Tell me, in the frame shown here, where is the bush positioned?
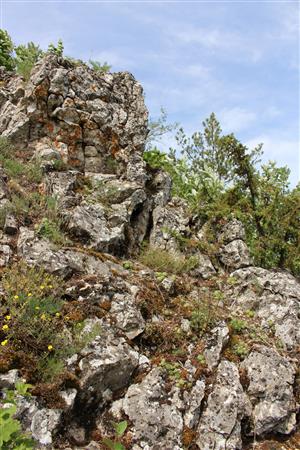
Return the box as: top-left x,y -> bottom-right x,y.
0,382 -> 35,449
0,29 -> 15,70
140,246 -> 198,274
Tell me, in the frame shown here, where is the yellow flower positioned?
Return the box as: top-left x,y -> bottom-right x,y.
1,339 -> 8,346
5,315 -> 11,321
40,313 -> 46,320
14,295 -> 19,300
35,306 -> 40,310
47,345 -> 53,351
49,285 -> 53,289
2,324 -> 9,331
27,293 -> 32,297
55,312 -> 60,317
40,285 -> 45,290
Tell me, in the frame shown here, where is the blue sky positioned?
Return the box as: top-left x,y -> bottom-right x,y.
2,0 -> 299,185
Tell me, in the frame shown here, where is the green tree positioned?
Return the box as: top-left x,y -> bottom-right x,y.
0,29 -> 15,70
47,39 -> 64,57
15,42 -> 43,79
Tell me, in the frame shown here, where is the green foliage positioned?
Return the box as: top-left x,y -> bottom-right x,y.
140,246 -> 198,274
229,318 -> 247,333
190,305 -> 215,334
233,341 -> 249,359
102,421 -> 127,450
146,112 -> 299,276
89,59 -> 111,73
47,39 -> 64,57
15,42 -> 43,80
37,217 -> 69,246
0,383 -> 35,449
0,29 -> 15,70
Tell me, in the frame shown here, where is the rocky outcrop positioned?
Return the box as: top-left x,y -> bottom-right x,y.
0,57 -> 299,450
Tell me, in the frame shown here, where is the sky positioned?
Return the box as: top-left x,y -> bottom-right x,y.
1,0 -> 299,185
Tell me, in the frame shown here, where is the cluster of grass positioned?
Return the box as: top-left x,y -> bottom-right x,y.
0,262 -> 101,385
139,246 -> 198,274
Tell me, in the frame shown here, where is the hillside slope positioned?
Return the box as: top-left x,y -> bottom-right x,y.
0,55 -> 299,450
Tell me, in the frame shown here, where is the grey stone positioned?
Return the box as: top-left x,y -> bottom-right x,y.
231,267 -> 300,350
0,243 -> 12,267
241,345 -> 297,436
219,239 -> 251,270
183,380 -> 205,428
3,214 -> 18,235
196,360 -> 251,450
121,368 -> 184,449
0,369 -> 20,389
110,291 -> 145,339
204,322 -> 229,369
78,326 -> 139,407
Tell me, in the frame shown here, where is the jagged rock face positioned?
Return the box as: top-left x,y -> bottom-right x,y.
112,368 -> 184,450
1,60 -> 300,450
241,346 -> 297,436
231,266 -> 300,350
0,55 -> 148,182
196,360 -> 252,450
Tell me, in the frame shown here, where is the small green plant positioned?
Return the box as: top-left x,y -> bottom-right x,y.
37,217 -> 68,246
155,271 -> 168,282
89,59 -> 111,73
123,261 -> 133,270
190,305 -> 215,334
229,318 -> 247,333
233,342 -> 249,359
0,382 -> 35,449
196,354 -> 206,365
102,421 -> 127,450
140,246 -> 198,274
47,39 -> 64,57
245,309 -> 255,318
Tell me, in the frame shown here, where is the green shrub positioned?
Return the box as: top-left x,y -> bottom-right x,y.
0,382 -> 35,449
229,318 -> 247,333
15,42 -> 43,80
140,246 -> 198,274
89,59 -> 111,73
37,217 -> 69,246
0,29 -> 15,71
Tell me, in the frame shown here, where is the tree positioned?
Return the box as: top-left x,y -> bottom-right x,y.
15,42 -> 43,79
0,29 -> 15,70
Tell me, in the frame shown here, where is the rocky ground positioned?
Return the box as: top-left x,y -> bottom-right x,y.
0,55 -> 299,450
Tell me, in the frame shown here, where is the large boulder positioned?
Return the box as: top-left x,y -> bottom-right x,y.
0,55 -> 148,183
240,345 -> 297,436
230,267 -> 300,350
196,360 -> 251,450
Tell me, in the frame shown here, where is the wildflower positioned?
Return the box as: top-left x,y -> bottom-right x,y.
35,306 -> 40,310
40,313 -> 47,320
14,295 -> 19,300
49,285 -> 53,289
1,339 -> 8,346
2,324 -> 9,331
55,312 -> 60,317
5,315 -> 11,321
47,345 -> 53,351
27,293 -> 32,297
40,285 -> 45,290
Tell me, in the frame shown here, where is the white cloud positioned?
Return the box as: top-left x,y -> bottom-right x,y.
219,107 -> 257,133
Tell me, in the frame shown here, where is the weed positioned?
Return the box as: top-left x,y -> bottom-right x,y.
102,421 -> 127,450
233,342 -> 249,359
190,304 -> 215,334
140,246 -> 198,274
196,354 -> 206,365
37,217 -> 69,246
229,318 -> 247,333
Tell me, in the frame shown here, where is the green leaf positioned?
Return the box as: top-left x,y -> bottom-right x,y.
102,438 -> 116,450
15,382 -> 32,396
114,420 -> 127,437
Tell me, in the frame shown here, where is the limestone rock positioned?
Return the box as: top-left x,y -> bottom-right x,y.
219,239 -> 251,270
204,322 -> 229,369
241,345 -> 297,436
196,360 -> 251,450
231,267 -> 300,350
183,380 -> 206,428
77,325 -> 139,407
120,368 -> 184,449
